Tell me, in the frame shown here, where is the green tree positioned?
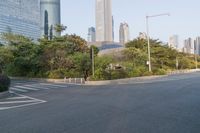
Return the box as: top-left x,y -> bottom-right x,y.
72,53 -> 92,80
54,24 -> 67,33
123,47 -> 147,67
0,33 -> 33,46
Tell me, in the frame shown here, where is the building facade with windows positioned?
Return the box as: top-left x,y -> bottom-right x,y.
183,38 -> 194,54
95,0 -> 113,42
194,37 -> 200,55
119,22 -> 130,45
168,35 -> 179,50
0,0 -> 40,41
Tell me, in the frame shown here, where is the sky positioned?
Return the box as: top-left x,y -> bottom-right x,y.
61,0 -> 200,48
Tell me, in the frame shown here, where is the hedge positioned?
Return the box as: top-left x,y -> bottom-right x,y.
0,75 -> 10,92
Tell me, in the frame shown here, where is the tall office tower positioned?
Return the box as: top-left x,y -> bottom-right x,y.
168,35 -> 179,50
0,0 -> 40,41
88,27 -> 96,42
40,0 -> 61,39
194,37 -> 200,55
119,23 -> 130,45
184,38 -> 194,54
112,16 -> 114,41
96,0 -> 113,42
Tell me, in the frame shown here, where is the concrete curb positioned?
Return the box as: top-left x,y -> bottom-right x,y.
10,69 -> 200,86
85,75 -> 167,86
85,69 -> 200,86
0,91 -> 10,99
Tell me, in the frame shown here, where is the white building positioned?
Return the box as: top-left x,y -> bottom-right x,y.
183,38 -> 194,54
194,37 -> 200,55
95,0 -> 113,42
169,35 -> 179,50
119,23 -> 130,45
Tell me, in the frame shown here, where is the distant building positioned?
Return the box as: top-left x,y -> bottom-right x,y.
119,23 -> 130,45
169,35 -> 179,50
138,32 -> 147,40
95,0 -> 113,42
87,27 -> 96,43
0,0 -> 40,41
183,38 -> 194,54
112,16 -> 115,41
194,37 -> 200,55
40,0 -> 61,39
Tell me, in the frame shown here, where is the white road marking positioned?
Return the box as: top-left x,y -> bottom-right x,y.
23,84 -> 50,90
0,100 -> 37,104
6,96 -> 27,100
0,93 -> 46,111
14,86 -> 39,91
40,83 -> 68,88
0,101 -> 46,111
10,87 -> 28,92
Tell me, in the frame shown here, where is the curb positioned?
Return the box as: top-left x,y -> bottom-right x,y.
0,91 -> 10,99
10,69 -> 200,86
85,69 -> 200,86
85,75 -> 167,86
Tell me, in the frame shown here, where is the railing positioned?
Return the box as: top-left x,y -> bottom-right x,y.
64,78 -> 85,84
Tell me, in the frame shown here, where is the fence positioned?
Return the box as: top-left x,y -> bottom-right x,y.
64,78 -> 85,84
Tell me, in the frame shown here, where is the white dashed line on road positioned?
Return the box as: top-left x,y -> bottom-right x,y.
10,87 -> 28,93
14,86 -> 39,91
0,93 -> 46,111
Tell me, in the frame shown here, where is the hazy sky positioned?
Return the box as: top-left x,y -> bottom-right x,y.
61,0 -> 200,47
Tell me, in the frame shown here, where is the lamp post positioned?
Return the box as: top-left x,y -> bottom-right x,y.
146,13 -> 170,72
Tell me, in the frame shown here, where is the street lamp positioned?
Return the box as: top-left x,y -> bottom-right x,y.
146,13 -> 170,72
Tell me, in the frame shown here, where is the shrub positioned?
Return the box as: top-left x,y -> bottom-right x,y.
153,69 -> 167,75
142,71 -> 153,76
48,69 -> 81,79
111,69 -> 128,80
0,75 -> 10,92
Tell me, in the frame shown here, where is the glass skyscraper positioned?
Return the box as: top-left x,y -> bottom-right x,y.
40,0 -> 61,39
96,0 -> 113,42
0,0 -> 40,41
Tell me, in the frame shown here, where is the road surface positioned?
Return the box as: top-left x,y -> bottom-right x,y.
0,73 -> 200,133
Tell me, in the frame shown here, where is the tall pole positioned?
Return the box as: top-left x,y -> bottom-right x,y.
145,13 -> 170,72
146,16 -> 152,72
195,54 -> 198,69
92,47 -> 95,77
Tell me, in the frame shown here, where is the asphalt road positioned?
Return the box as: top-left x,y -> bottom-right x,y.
0,73 -> 200,133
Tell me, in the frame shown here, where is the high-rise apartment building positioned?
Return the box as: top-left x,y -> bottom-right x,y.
194,37 -> 200,55
183,38 -> 194,54
112,16 -> 114,41
0,0 -> 40,41
169,35 -> 179,50
95,0 -> 113,42
119,23 -> 130,45
40,0 -> 61,39
88,27 -> 96,42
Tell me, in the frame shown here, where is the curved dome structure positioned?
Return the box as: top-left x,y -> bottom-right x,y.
40,0 -> 61,39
